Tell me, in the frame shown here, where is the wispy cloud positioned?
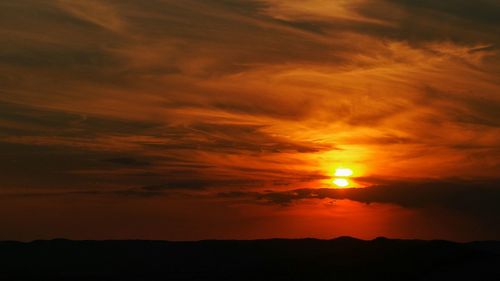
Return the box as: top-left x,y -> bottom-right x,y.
57,0 -> 125,32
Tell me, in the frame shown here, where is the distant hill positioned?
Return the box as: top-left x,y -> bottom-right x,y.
1,237 -> 499,280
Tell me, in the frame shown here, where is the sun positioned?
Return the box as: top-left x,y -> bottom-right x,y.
334,168 -> 353,177
332,168 -> 354,188
333,178 -> 349,187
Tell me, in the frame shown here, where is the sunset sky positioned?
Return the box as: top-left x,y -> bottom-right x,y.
1,0 -> 499,241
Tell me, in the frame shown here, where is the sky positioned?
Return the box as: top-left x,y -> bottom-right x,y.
0,0 -> 499,241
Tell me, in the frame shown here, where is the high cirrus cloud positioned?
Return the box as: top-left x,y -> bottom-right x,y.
0,0 -> 499,194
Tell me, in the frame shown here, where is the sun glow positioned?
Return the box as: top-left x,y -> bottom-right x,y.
334,168 -> 353,177
333,178 -> 349,187
332,168 -> 354,188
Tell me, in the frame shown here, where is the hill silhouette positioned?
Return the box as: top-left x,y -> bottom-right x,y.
1,237 -> 499,280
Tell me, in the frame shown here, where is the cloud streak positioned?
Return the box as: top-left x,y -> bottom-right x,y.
223,179 -> 500,208
0,0 -> 498,189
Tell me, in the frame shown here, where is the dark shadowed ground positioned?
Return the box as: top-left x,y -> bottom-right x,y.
1,237 -> 499,281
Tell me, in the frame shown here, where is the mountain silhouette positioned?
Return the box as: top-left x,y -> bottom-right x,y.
1,237 -> 499,280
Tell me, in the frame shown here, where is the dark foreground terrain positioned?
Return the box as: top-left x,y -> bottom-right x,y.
1,237 -> 500,281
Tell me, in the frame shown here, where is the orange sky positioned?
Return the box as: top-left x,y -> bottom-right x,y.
0,0 -> 499,241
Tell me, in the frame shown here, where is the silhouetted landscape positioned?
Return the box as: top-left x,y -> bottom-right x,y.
1,237 -> 500,280
1,1 -> 499,280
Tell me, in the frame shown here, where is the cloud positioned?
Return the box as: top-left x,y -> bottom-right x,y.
0,100 -> 333,193
384,0 -> 500,25
258,0 -> 385,24
0,0 -> 499,196
356,0 -> 500,45
219,179 -> 500,217
103,157 -> 151,167
57,0 -> 125,32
